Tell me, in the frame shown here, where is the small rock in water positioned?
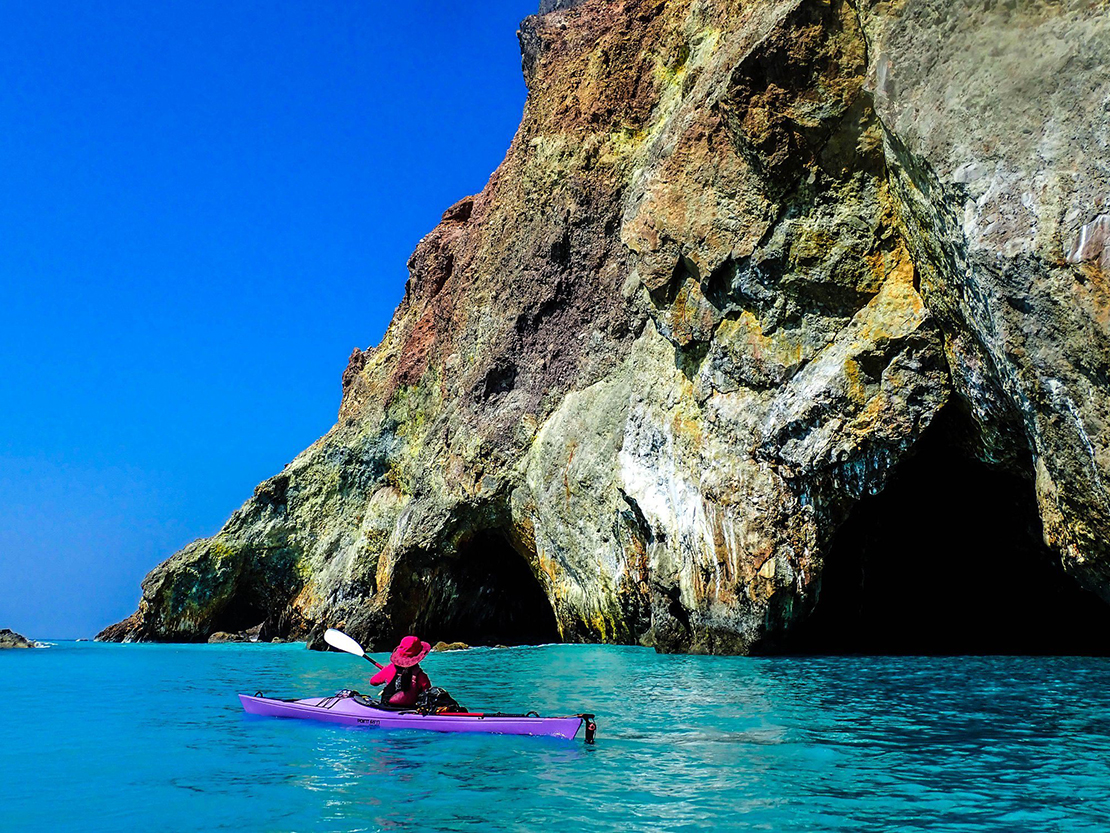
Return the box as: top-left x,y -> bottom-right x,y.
431,641 -> 470,652
208,622 -> 266,644
0,629 -> 34,649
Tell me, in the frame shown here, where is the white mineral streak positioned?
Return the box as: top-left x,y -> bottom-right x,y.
1065,214 -> 1110,268
618,405 -> 712,598
1044,378 -> 1109,501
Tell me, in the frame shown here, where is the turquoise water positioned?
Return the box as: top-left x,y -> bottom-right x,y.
3,643 -> 1110,831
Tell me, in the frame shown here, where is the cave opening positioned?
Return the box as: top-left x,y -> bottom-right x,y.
413,530 -> 561,647
209,592 -> 268,637
787,403 -> 1110,655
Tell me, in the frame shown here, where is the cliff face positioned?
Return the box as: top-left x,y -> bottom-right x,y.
100,0 -> 1110,653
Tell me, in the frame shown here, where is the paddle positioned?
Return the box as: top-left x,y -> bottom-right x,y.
324,628 -> 385,669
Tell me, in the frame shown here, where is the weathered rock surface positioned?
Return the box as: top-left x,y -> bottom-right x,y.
0,629 -> 34,649
100,0 -> 1110,653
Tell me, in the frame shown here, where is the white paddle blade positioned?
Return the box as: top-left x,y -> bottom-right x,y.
324,628 -> 365,657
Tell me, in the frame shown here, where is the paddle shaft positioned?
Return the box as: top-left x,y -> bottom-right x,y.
362,654 -> 385,670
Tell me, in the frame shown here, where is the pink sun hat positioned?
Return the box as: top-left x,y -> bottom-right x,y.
391,635 -> 431,667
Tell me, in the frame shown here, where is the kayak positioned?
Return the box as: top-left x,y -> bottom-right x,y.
239,691 -> 596,742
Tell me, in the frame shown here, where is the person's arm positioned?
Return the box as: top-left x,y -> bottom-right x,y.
370,665 -> 394,687
417,669 -> 431,692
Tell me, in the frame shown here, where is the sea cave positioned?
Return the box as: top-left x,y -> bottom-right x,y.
786,404 -> 1110,655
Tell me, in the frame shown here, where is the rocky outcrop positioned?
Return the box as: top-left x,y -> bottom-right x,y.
0,629 -> 34,649
208,624 -> 265,644
100,0 -> 1110,653
431,641 -> 470,652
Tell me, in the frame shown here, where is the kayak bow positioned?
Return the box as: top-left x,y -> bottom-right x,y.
239,691 -> 596,742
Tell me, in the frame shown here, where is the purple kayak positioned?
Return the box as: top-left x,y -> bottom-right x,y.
239,691 -> 596,741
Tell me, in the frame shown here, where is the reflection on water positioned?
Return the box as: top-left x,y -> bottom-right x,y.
2,643 -> 1110,831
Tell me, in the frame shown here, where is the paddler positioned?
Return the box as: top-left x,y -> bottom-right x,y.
371,635 -> 433,707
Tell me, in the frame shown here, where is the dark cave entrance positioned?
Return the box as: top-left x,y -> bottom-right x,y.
413,530 -> 561,647
206,548 -> 303,641
209,594 -> 268,636
787,404 -> 1110,655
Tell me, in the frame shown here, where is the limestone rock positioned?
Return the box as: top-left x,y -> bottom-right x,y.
100,0 -> 1110,654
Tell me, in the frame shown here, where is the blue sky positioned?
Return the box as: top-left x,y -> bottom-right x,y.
0,0 -> 537,638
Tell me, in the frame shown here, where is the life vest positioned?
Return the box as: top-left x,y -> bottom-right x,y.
380,666 -> 418,704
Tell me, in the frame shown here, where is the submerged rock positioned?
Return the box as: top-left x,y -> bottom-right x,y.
0,629 -> 34,649
101,0 -> 1110,654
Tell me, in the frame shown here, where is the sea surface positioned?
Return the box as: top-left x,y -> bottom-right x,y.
3,642 -> 1110,832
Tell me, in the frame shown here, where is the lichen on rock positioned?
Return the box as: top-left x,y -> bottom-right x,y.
101,0 -> 1110,654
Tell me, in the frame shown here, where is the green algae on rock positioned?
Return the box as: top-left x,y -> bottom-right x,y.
100,0 -> 1110,653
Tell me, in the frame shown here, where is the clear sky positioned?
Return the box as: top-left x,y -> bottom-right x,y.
0,0 -> 537,638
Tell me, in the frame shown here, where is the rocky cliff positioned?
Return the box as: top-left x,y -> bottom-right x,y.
99,0 -> 1110,654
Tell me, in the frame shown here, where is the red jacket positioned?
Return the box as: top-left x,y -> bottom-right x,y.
370,663 -> 430,706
